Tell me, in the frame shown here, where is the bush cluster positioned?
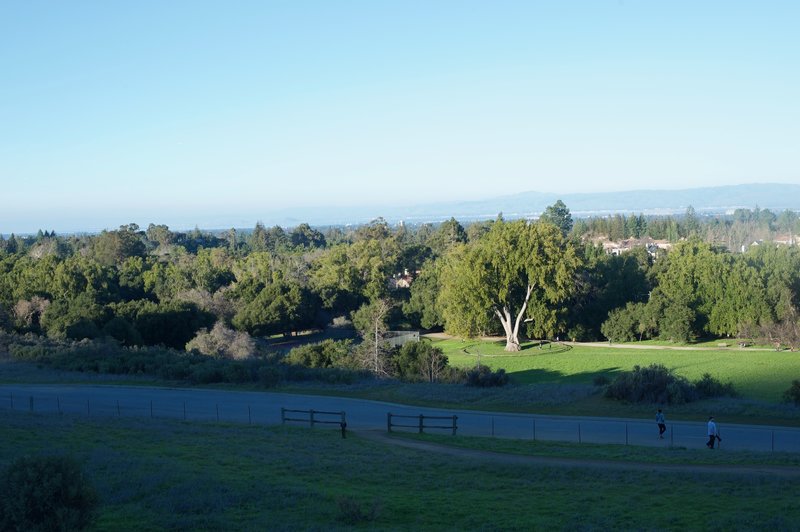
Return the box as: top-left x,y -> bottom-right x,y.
7,334 -> 366,388
604,364 -> 736,405
784,379 -> 800,406
465,364 -> 509,387
0,455 -> 98,532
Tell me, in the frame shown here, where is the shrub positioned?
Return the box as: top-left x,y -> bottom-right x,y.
465,364 -> 509,387
284,339 -> 353,368
0,455 -> 98,532
604,364 -> 696,404
784,379 -> 800,406
392,341 -> 450,383
694,373 -> 737,399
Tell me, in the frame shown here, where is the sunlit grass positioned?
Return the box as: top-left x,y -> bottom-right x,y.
430,337 -> 800,403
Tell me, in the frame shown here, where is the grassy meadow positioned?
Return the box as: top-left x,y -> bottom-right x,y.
433,337 -> 800,402
2,409 -> 799,531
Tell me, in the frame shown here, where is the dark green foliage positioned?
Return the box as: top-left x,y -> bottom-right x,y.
6,334 -> 365,387
465,364 -> 509,387
232,281 -> 319,337
604,364 -> 737,405
784,379 -> 800,406
392,340 -> 450,382
135,301 -> 215,349
604,364 -> 695,404
0,455 -> 98,532
694,373 -> 737,399
284,339 -> 353,368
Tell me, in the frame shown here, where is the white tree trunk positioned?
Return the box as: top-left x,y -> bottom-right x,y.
495,284 -> 534,352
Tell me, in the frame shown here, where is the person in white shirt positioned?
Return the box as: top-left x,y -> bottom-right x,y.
706,416 -> 720,448
655,409 -> 666,439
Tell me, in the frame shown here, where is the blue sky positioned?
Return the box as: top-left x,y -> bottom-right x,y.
1,0 -> 799,233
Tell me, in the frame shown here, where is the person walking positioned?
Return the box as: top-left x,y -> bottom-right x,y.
655,409 -> 667,439
706,416 -> 721,449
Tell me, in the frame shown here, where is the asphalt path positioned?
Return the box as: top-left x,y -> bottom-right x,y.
1,384 -> 799,453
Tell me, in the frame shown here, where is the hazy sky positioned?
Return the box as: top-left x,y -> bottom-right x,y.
2,1 -> 799,233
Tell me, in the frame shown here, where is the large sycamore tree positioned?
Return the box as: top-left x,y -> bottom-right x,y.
439,219 -> 579,351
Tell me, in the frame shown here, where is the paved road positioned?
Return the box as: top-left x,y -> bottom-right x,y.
1,384 -> 798,453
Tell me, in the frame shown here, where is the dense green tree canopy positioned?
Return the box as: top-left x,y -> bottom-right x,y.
439,220 -> 580,351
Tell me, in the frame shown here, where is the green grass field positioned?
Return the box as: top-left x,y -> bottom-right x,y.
432,338 -> 800,403
2,410 -> 798,530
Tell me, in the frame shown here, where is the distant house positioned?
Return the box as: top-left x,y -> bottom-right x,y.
598,237 -> 670,258
389,269 -> 414,289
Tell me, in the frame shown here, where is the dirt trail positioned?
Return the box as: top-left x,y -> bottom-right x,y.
357,430 -> 800,477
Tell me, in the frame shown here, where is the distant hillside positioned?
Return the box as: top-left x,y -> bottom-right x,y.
263,183 -> 800,227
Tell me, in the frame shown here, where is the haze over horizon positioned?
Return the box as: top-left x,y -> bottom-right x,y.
2,1 -> 799,234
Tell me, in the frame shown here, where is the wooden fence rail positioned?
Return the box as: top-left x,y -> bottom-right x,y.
387,412 -> 458,435
281,408 -> 347,437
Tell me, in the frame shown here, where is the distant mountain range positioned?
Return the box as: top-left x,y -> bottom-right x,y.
262,183 -> 800,228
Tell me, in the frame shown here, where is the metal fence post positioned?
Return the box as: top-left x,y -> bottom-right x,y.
310,409 -> 315,427
419,414 -> 424,434
387,412 -> 392,433
453,415 -> 457,436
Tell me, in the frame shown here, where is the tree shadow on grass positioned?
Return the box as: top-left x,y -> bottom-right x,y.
510,367 -> 625,386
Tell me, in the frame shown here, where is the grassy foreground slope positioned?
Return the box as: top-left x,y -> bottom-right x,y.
1,410 -> 798,531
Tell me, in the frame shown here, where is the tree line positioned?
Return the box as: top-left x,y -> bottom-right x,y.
1,203 -> 799,376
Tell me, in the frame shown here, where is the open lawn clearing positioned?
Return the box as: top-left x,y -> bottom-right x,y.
2,410 -> 799,531
431,337 -> 800,403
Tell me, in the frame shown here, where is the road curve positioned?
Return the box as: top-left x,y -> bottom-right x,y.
1,384 -> 798,453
